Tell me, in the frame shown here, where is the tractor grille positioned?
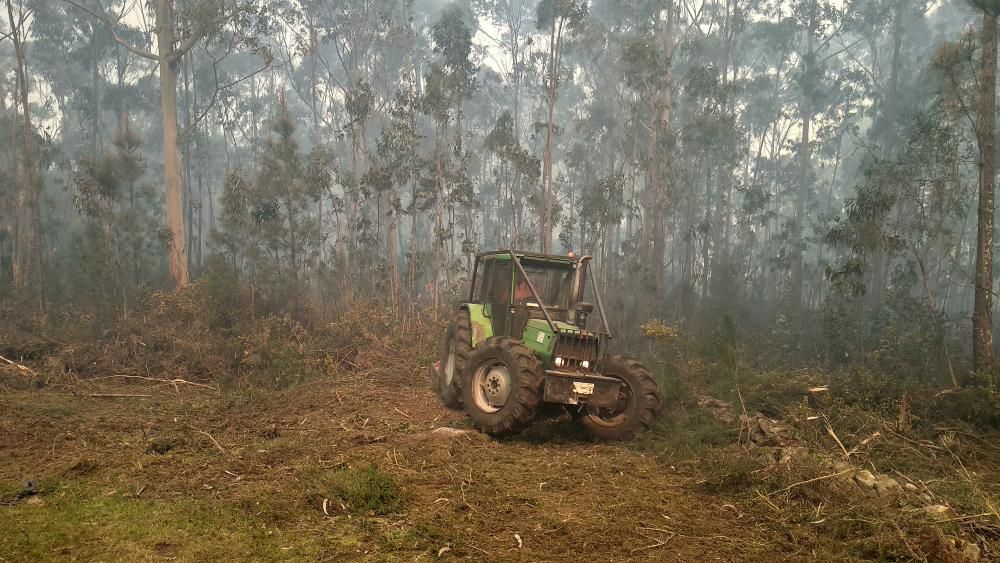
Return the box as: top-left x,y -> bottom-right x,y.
553,330 -> 599,370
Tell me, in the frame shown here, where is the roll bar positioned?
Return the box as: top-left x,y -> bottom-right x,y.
509,250 -> 559,334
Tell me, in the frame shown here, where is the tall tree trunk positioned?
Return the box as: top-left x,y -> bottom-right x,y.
643,3 -> 674,316
6,0 -> 44,309
90,32 -> 102,159
388,195 -> 399,311
540,17 -> 564,253
182,52 -> 195,273
156,0 -> 190,288
973,10 -> 997,374
790,0 -> 816,324
407,64 -> 420,302
865,0 -> 906,312
434,126 -> 445,320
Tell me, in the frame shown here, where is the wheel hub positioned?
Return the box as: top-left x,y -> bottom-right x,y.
472,363 -> 511,413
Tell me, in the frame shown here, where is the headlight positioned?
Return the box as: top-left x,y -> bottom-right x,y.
554,357 -> 564,367
581,360 -> 590,369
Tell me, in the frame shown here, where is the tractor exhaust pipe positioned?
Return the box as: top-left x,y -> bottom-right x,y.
575,255 -> 612,339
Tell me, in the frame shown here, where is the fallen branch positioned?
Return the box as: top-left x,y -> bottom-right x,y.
937,512 -> 993,524
890,468 -> 918,488
0,354 -> 37,378
631,532 -> 676,553
846,431 -> 882,457
755,488 -> 782,512
89,393 -> 152,398
884,428 -> 943,451
825,422 -> 850,458
192,428 -> 227,455
88,374 -> 219,392
768,469 -> 855,497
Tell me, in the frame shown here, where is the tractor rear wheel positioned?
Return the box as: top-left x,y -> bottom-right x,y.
579,355 -> 661,441
433,310 -> 472,410
462,337 -> 543,437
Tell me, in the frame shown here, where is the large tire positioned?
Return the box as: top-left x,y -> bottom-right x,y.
579,355 -> 662,441
462,337 -> 544,437
433,311 -> 473,410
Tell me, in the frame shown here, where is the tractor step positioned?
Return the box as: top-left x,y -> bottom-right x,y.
543,370 -> 621,408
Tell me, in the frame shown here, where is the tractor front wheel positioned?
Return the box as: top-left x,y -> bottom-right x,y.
462,337 -> 543,437
433,311 -> 473,410
579,355 -> 662,441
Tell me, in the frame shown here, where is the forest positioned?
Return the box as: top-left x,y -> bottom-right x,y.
2,0 -> 1000,560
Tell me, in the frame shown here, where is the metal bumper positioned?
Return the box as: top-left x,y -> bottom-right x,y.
543,370 -> 621,408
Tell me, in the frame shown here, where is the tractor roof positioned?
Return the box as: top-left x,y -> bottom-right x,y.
476,249 -> 576,265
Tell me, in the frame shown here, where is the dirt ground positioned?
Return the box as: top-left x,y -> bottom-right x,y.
0,371 -> 993,562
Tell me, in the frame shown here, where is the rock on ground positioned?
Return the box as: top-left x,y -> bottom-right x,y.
923,504 -> 956,521
874,474 -> 903,498
854,469 -> 877,489
428,427 -> 482,439
939,536 -> 981,562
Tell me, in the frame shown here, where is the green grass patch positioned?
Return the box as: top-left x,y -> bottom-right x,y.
0,482 -> 347,561
300,464 -> 406,516
631,407 -> 738,461
330,465 -> 405,515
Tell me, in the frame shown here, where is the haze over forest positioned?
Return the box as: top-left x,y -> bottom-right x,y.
4,0 -> 1000,386
10,1 -> 1000,560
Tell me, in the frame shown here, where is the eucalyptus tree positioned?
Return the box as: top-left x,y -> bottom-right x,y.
786,0 -> 848,324
967,0 -> 1000,374
365,83 -> 423,310
4,0 -> 44,307
615,0 -> 677,315
472,0 -> 542,251
484,110 -> 540,248
31,2 -> 114,160
536,0 -> 586,253
65,0 -> 269,290
473,0 -> 538,141
422,4 -> 477,316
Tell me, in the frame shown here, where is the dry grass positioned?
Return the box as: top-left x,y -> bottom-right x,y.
0,373 -> 779,562
2,297 -> 999,561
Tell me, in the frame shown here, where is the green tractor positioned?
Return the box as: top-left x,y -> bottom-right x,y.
429,250 -> 662,440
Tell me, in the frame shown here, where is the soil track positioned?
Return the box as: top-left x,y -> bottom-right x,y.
1,374 -> 813,561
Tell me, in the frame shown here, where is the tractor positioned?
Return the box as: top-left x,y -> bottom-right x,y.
429,250 -> 662,440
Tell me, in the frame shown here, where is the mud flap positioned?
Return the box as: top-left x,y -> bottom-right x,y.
543,371 -> 621,408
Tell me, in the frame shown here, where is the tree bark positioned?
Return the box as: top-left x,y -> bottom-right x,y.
973,11 -> 997,374
434,126 -> 445,320
156,0 -> 190,288
790,0 -> 816,324
540,16 -> 564,253
6,0 -> 44,308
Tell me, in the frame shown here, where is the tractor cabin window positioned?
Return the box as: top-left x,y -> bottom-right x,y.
473,259 -> 494,303
490,261 -> 513,304
515,263 -> 574,310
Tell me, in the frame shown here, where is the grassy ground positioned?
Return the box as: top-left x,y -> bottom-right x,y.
1,369 -> 998,561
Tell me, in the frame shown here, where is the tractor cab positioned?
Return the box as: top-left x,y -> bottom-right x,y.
465,251 -> 610,372
472,253 -> 581,327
